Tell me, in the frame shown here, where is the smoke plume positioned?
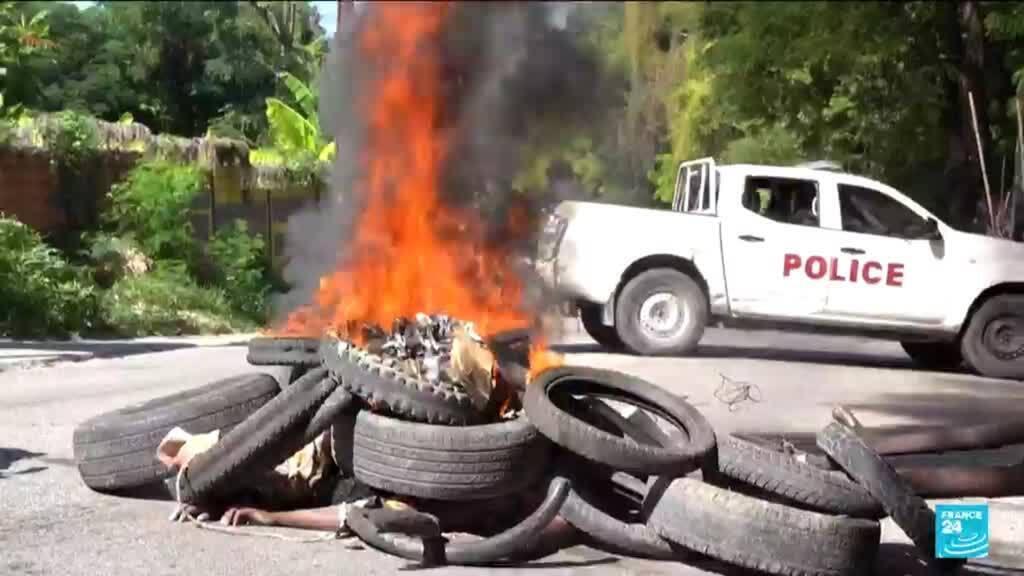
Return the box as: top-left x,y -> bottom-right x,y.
273,1 -> 606,321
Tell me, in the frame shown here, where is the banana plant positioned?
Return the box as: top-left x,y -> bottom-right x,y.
250,72 -> 335,166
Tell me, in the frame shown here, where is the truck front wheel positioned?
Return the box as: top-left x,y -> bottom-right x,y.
961,294 -> 1024,380
614,268 -> 708,356
579,303 -> 623,350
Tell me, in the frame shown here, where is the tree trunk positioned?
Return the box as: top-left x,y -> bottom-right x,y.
944,1 -> 995,232
939,1 -> 996,231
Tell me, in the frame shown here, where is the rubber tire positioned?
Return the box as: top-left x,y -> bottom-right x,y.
352,411 -> 552,501
816,422 -> 963,571
345,476 -> 571,566
179,367 -> 341,505
614,268 -> 707,356
648,477 -> 881,576
705,435 -> 883,519
73,373 -> 280,492
523,365 -> 716,475
559,470 -> 686,560
579,303 -> 623,350
246,337 -> 321,367
900,341 -> 963,371
961,294 -> 1024,380
321,338 -> 480,425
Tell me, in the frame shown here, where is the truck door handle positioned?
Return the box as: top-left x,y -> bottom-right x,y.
840,247 -> 865,255
738,235 -> 764,243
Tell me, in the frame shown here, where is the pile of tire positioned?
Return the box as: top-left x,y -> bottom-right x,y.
69,335 -> 974,573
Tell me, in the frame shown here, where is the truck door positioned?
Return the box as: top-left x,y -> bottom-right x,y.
720,174 -> 831,318
821,183 -> 945,324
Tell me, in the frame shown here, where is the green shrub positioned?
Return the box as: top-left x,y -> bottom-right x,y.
82,232 -> 152,288
39,110 -> 100,168
206,220 -> 270,322
98,263 -> 256,337
104,160 -> 204,262
0,216 -> 97,338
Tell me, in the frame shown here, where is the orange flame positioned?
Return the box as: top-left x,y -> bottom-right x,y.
278,1 -> 560,380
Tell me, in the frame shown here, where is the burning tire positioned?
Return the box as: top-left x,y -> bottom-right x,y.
179,368 -> 344,505
523,366 -> 715,475
351,411 -> 552,501
648,477 -> 881,576
246,337 -> 321,367
816,422 -> 962,570
705,435 -> 883,519
321,338 -> 480,426
73,373 -> 280,492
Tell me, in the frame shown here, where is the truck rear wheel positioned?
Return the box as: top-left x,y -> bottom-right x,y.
614,268 -> 707,356
899,341 -> 963,371
580,303 -> 623,350
961,294 -> 1024,380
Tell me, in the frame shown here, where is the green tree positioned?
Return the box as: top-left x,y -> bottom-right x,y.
249,71 -> 335,166
6,1 -> 326,140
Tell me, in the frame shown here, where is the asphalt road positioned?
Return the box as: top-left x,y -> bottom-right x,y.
2,326 -> 1023,576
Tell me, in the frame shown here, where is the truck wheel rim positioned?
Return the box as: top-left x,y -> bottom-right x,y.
638,292 -> 687,340
982,316 -> 1024,361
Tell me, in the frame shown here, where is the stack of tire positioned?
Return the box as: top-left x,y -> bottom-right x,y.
70,335 -> 966,573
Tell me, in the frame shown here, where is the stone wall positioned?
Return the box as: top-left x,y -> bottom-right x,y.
0,115 -> 324,268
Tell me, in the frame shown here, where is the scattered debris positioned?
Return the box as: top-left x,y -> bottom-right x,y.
714,373 -> 763,412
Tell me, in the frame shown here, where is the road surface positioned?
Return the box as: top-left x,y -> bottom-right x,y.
2,327 -> 1022,576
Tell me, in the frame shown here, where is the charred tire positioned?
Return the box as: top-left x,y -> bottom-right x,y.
900,341 -> 963,371
179,368 -> 343,505
614,268 -> 707,356
649,477 -> 881,576
523,366 -> 715,475
73,373 -> 279,492
961,294 -> 1024,380
817,422 -> 962,570
352,411 -> 552,501
579,303 -> 623,350
705,435 -> 882,519
346,476 -> 571,566
321,338 -> 480,426
246,337 -> 321,367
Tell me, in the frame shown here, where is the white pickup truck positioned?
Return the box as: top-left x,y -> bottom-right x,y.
535,158 -> 1024,380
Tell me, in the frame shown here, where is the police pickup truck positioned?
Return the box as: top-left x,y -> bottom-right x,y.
535,158 -> 1024,380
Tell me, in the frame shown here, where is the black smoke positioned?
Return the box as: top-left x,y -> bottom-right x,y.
272,1 -> 609,321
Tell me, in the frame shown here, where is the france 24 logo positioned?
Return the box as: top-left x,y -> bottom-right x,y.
935,503 -> 989,559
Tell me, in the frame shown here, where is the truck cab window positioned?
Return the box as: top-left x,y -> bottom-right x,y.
741,177 -> 820,227
838,184 -> 926,238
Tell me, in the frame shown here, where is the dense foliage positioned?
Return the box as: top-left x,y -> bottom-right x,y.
0,217 -> 97,338
563,2 -> 1024,235
3,0 -> 326,141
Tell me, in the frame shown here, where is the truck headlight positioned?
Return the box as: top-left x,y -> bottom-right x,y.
537,213 -> 567,262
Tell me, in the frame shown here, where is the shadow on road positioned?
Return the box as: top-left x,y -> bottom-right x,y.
552,341 -> 918,371
0,447 -> 47,478
846,377 -> 1024,427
